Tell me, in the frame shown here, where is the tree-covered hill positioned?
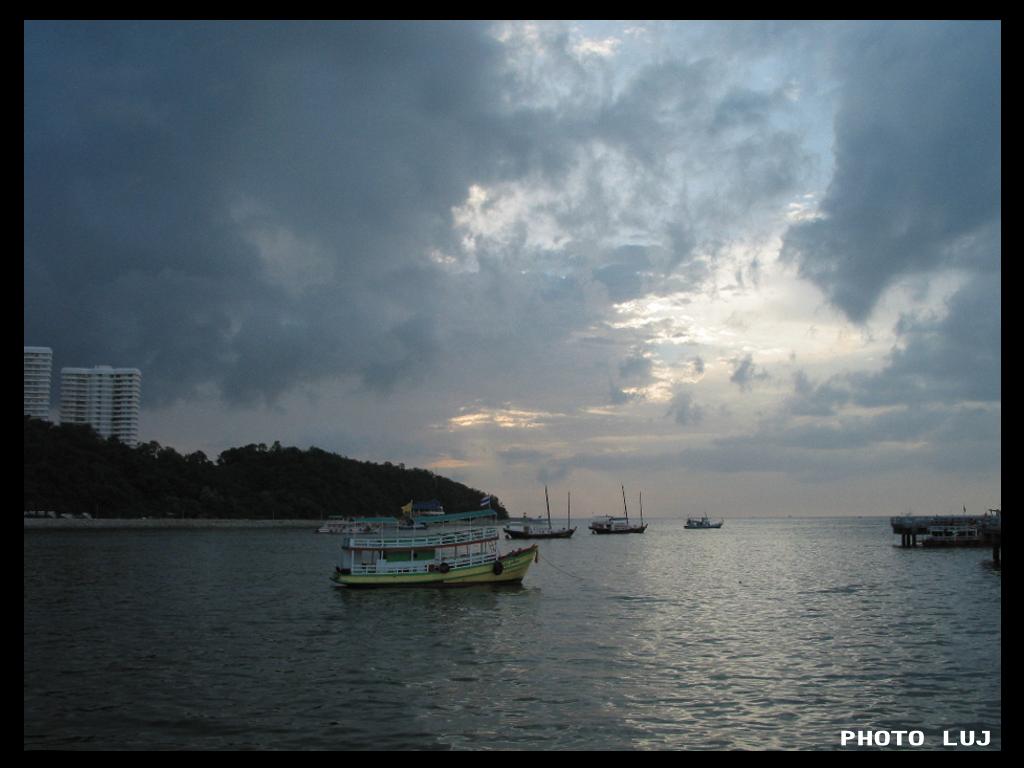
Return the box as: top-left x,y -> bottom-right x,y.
23,417 -> 508,520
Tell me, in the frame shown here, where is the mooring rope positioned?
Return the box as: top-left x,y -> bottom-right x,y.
535,549 -> 587,581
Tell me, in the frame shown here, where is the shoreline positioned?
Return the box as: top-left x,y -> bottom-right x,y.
24,514 -> 902,531
24,517 -> 319,530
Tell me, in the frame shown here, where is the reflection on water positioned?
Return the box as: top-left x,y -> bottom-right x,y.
25,519 -> 1000,750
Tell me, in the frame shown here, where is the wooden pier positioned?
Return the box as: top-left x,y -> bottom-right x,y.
890,510 -> 1001,562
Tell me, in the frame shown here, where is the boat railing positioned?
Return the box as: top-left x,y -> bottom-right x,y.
926,525 -> 980,537
348,547 -> 497,575
891,515 -> 1001,535
344,525 -> 499,550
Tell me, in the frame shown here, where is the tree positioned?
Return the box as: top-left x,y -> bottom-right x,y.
23,418 -> 509,520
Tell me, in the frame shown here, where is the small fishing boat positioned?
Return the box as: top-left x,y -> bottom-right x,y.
504,487 -> 577,539
331,503 -> 538,587
317,514 -> 426,534
590,485 -> 647,534
684,514 -> 724,529
316,516 -> 355,534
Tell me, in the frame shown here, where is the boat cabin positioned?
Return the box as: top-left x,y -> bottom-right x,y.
922,524 -> 982,546
336,509 -> 500,576
589,516 -> 634,532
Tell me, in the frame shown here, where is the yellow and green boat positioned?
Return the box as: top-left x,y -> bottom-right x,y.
330,507 -> 538,588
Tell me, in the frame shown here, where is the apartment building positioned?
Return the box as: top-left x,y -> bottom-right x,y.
24,346 -> 53,421
60,365 -> 142,447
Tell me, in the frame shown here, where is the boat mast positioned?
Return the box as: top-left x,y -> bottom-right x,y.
621,484 -> 629,522
545,485 -> 552,529
567,491 -> 571,527
639,492 -> 644,525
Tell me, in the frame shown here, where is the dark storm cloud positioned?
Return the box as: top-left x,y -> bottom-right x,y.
667,390 -> 704,426
854,271 -> 1001,407
24,21 -> 511,406
780,21 -> 1000,323
618,353 -> 652,380
494,37 -> 812,308
787,370 -> 849,417
788,270 -> 1000,414
29,21 -> 791,410
529,397 -> 999,484
593,262 -> 648,303
729,354 -> 769,391
597,53 -> 811,213
609,383 -> 642,405
25,17 -> 999,488
720,398 -> 999,479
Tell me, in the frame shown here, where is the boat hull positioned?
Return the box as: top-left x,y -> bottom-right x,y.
331,545 -> 539,588
590,525 -> 647,534
504,527 -> 576,539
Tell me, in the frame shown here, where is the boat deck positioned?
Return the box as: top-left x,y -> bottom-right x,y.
344,525 -> 499,550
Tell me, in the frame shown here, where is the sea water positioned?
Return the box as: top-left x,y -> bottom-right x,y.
24,517 -> 1001,750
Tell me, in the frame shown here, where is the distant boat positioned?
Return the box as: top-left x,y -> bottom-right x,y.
317,509 -> 429,534
504,487 -> 576,539
590,485 -> 647,534
684,514 -> 723,530
316,516 -> 350,534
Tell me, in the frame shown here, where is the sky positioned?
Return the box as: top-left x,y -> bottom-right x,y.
24,20 -> 1001,519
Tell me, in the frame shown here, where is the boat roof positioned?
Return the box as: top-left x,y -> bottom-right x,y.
412,509 -> 496,524
412,499 -> 444,511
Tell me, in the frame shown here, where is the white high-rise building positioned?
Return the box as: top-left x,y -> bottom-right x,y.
24,346 -> 53,421
60,365 -> 142,447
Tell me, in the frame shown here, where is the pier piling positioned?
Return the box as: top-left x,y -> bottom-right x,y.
899,531 -> 920,548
